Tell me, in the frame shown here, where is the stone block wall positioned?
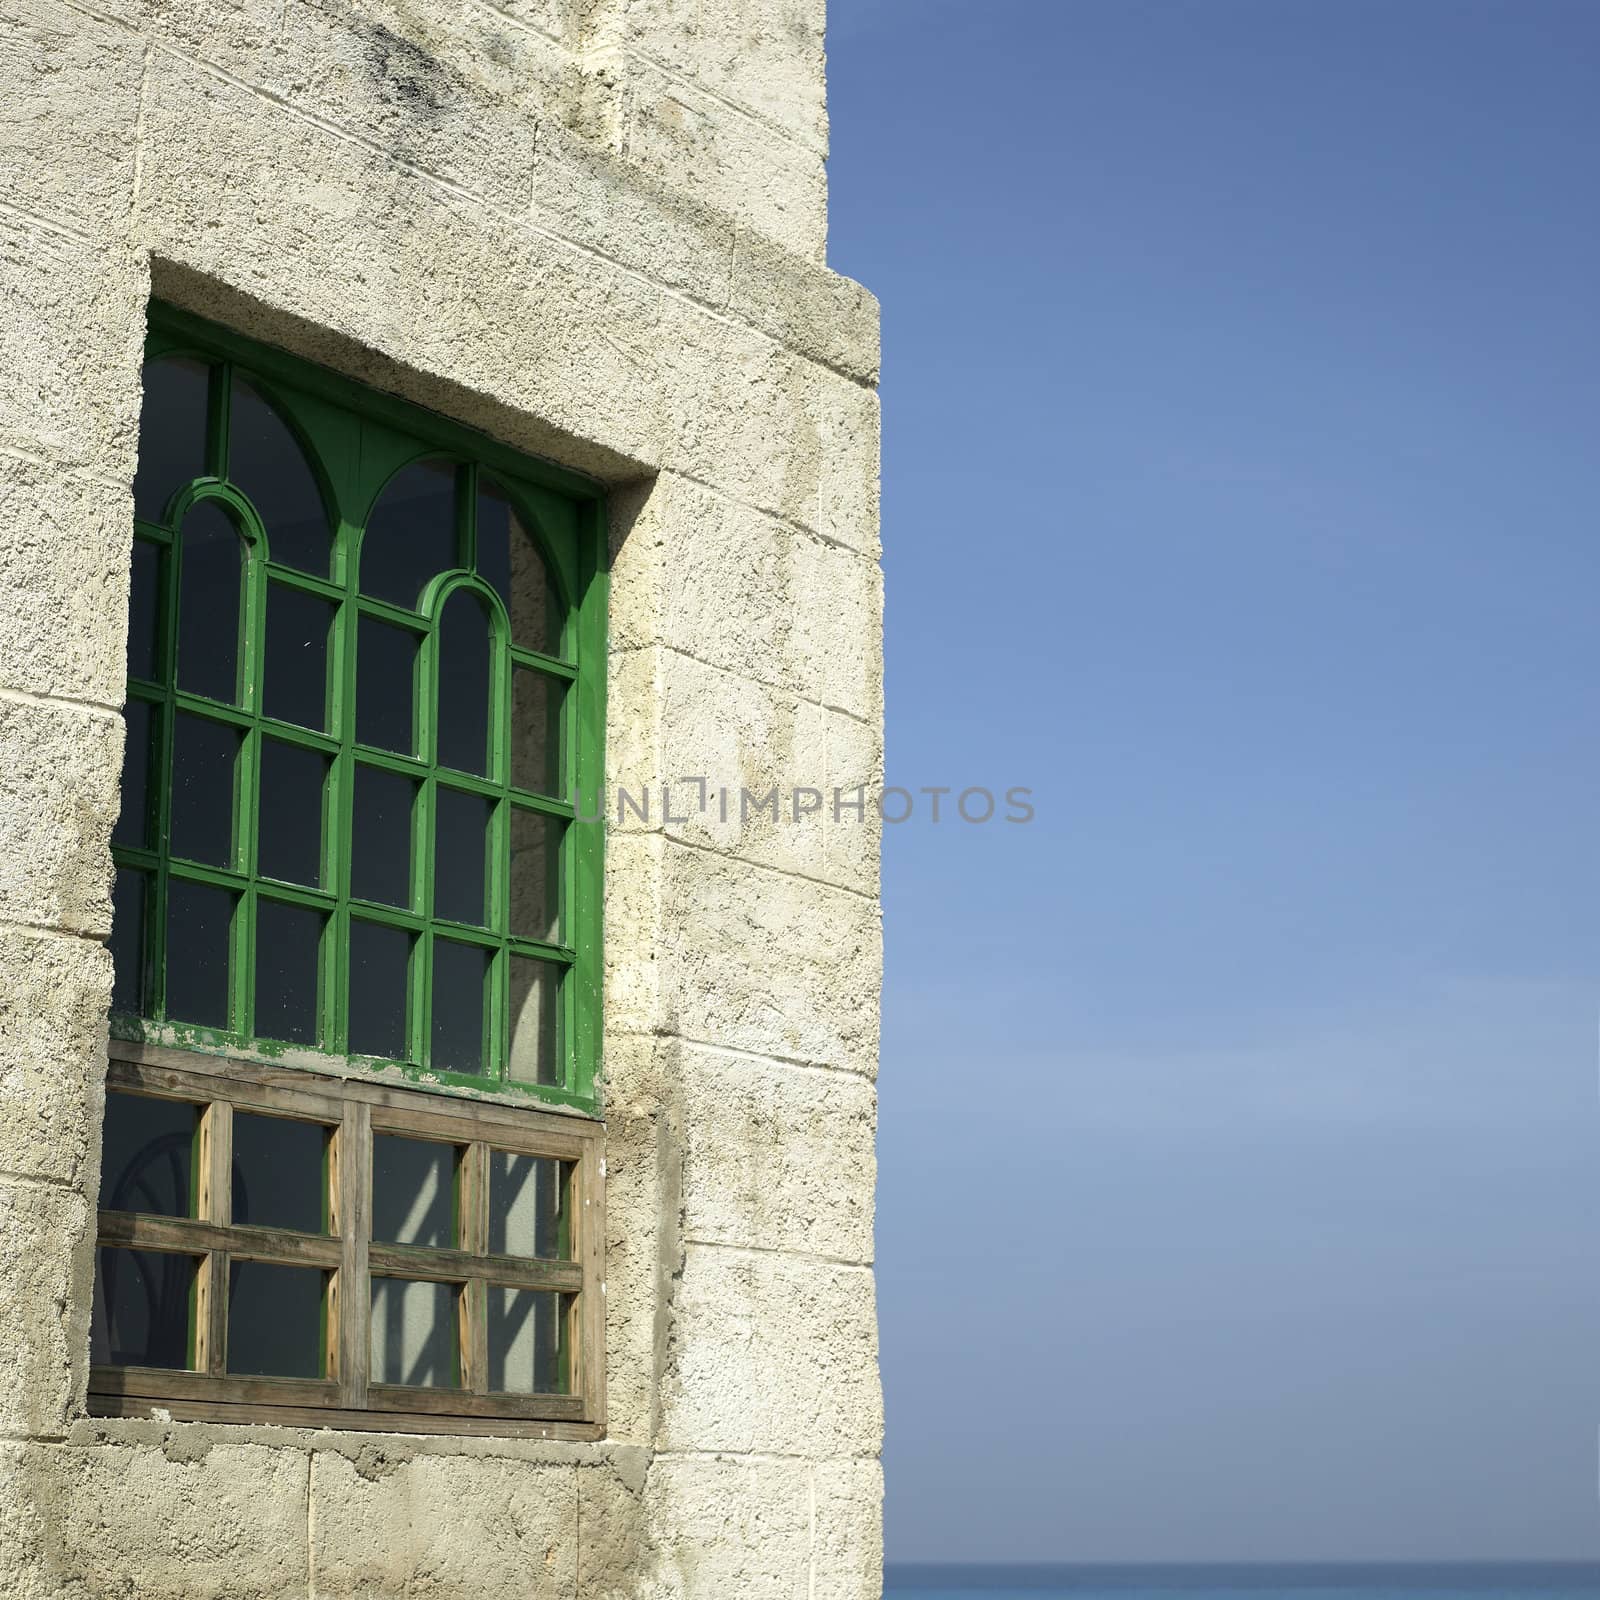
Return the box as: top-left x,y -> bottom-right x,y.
0,0 -> 882,1593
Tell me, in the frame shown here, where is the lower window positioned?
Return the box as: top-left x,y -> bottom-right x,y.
89,1044 -> 604,1437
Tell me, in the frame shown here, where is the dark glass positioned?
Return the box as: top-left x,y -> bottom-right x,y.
370,1277 -> 457,1388
109,868 -> 148,1015
477,478 -> 561,656
227,1261 -> 326,1378
164,879 -> 234,1030
433,788 -> 490,926
133,357 -> 210,525
360,460 -> 458,609
508,809 -> 560,943
431,940 -> 488,1075
98,1091 -> 196,1215
348,920 -> 411,1060
435,589 -> 492,776
487,1287 -> 563,1394
254,899 -> 322,1047
262,583 -> 333,731
350,765 -> 414,908
228,377 -> 331,575
127,538 -> 162,681
507,956 -> 560,1085
372,1134 -> 456,1247
510,668 -> 562,796
488,1152 -> 567,1259
169,712 -> 240,868
114,697 -> 155,849
176,500 -> 243,703
257,739 -> 327,888
90,1248 -> 197,1370
232,1112 -> 328,1234
356,615 -> 419,755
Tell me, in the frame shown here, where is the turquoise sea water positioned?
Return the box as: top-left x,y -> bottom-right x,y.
883,1567 -> 1600,1600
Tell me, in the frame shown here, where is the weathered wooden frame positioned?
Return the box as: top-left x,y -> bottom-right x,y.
88,1041 -> 606,1439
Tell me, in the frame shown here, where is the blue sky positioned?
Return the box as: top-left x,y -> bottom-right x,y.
826,0 -> 1600,1564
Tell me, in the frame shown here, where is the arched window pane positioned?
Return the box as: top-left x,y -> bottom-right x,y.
434,787 -> 490,927
176,500 -> 244,703
262,582 -> 333,732
510,668 -> 562,797
255,899 -> 323,1046
170,713 -> 241,869
348,920 -> 411,1060
165,879 -> 235,1030
350,765 -> 416,909
114,698 -> 154,850
133,357 -> 210,525
431,940 -> 488,1075
127,539 -> 163,682
257,739 -> 328,888
508,809 -> 560,944
477,479 -> 561,656
507,957 -> 559,1085
356,616 -> 419,756
228,377 -> 332,575
435,590 -> 492,776
109,868 -> 149,1016
361,460 -> 458,609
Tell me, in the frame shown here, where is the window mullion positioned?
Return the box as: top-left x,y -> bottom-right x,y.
195,1099 -> 232,1377
458,1140 -> 488,1395
335,1097 -> 370,1410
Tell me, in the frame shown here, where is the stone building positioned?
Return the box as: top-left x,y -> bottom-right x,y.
0,1 -> 882,1593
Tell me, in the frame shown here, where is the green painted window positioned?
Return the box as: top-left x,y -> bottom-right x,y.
111,306 -> 607,1111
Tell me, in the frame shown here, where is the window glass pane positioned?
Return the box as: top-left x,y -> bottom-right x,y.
254,899 -> 322,1047
176,500 -> 244,704
257,739 -> 327,888
232,1112 -> 329,1234
348,920 -> 412,1060
98,1091 -> 196,1215
110,868 -> 148,1015
507,956 -> 560,1086
263,582 -> 333,731
228,377 -> 331,576
360,460 -> 457,610
435,590 -> 492,776
350,766 -> 414,909
431,940 -> 488,1076
487,1287 -> 564,1394
133,357 -> 210,525
477,479 -> 561,656
356,615 -> 419,756
128,537 -> 162,681
433,788 -> 490,927
227,1262 -> 327,1378
510,668 -> 562,797
169,712 -> 240,869
165,879 -> 234,1030
90,1248 -> 197,1370
372,1134 -> 457,1247
488,1153 -> 567,1259
114,697 -> 155,850
370,1277 -> 457,1388
508,809 -> 560,943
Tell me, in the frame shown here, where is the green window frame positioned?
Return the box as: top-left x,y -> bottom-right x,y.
110,304 -> 607,1113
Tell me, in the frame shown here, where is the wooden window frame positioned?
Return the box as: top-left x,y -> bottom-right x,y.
89,1042 -> 606,1440
112,303 -> 607,1112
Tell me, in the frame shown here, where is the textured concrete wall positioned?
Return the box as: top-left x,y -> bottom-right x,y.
0,0 -> 881,1593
